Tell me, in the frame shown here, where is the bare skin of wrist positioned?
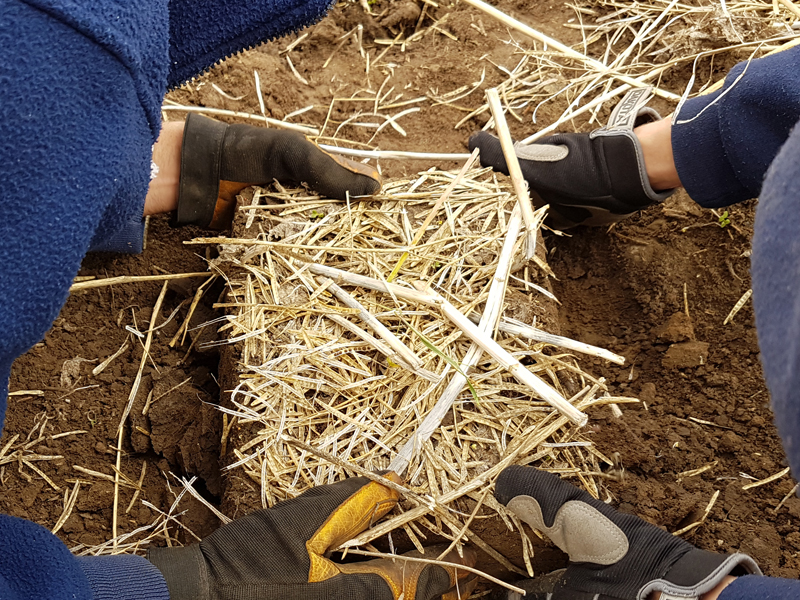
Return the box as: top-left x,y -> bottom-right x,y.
634,118 -> 683,191
144,121 -> 185,216
649,576 -> 737,600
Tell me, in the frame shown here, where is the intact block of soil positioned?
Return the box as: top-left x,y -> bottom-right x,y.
379,1 -> 421,28
20,482 -> 44,508
655,312 -> 695,343
662,341 -> 709,369
216,177 -> 573,568
62,513 -> 85,534
148,369 -> 222,495
718,430 -> 742,453
77,482 -> 115,512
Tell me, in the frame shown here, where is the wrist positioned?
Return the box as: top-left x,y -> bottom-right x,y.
634,118 -> 682,191
145,121 -> 185,216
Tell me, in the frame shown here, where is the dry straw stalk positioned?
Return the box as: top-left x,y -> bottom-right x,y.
389,205 -> 525,475
485,89 -> 539,261
308,261 -> 587,426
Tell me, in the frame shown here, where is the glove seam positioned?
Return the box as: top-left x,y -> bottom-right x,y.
197,545 -> 212,600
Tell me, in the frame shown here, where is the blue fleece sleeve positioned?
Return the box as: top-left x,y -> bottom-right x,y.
0,514 -> 93,600
88,214 -> 147,254
0,2 -> 168,596
719,574 -> 800,599
77,555 -> 170,600
671,45 -> 800,208
22,0 -> 171,256
752,121 -> 800,477
167,0 -> 335,87
0,513 -> 169,600
0,0 -> 164,391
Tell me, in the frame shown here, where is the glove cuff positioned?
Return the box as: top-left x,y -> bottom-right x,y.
591,87 -> 676,205
147,544 -> 210,600
174,113 -> 228,228
638,550 -> 761,600
76,554 -> 170,600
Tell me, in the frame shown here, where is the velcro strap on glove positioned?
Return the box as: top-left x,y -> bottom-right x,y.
602,87 -> 661,132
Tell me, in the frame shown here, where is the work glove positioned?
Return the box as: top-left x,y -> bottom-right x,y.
469,88 -> 675,229
493,465 -> 760,600
147,473 -> 477,600
175,113 -> 381,229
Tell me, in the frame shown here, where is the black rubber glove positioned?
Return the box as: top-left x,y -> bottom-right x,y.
469,88 -> 675,229
176,113 -> 381,228
147,474 -> 476,600
493,465 -> 760,600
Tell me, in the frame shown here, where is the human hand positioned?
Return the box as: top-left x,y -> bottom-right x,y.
175,113 -> 381,229
492,465 -> 759,600
469,88 -> 676,229
147,473 -> 476,600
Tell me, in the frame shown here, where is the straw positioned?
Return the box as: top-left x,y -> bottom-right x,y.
742,466 -> 792,491
161,104 -> 318,136
485,88 -> 540,260
70,272 -> 211,292
389,206 -> 525,475
307,262 -> 587,426
318,146 -> 472,161
492,317 -> 626,365
723,289 -> 753,325
205,171 -> 623,561
460,0 -> 680,100
317,277 -> 437,381
52,481 -> 81,535
387,149 -> 480,281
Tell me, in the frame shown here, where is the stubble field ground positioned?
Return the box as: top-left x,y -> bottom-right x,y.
2,0 -> 799,584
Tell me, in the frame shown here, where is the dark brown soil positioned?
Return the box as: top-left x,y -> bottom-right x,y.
1,0 -> 797,586
550,194 -> 800,578
2,219 -> 224,546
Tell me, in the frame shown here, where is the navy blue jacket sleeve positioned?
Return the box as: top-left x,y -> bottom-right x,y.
674,45 -> 800,596
720,573 -> 800,598
167,0 -> 334,87
0,0 -> 333,597
0,513 -> 93,600
0,510 -> 168,600
672,44 -> 800,208
752,120 -> 800,477
0,0 -> 166,420
1,2 -> 171,598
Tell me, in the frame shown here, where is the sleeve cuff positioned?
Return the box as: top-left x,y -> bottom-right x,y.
76,554 -> 170,600
87,215 -> 146,254
671,90 -> 753,208
719,574 -> 800,599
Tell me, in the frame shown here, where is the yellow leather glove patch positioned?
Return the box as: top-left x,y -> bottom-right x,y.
307,472 -> 402,582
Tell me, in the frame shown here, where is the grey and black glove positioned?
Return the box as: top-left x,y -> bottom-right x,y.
176,113 -> 381,229
147,473 -> 476,600
469,88 -> 675,229
493,465 -> 760,600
